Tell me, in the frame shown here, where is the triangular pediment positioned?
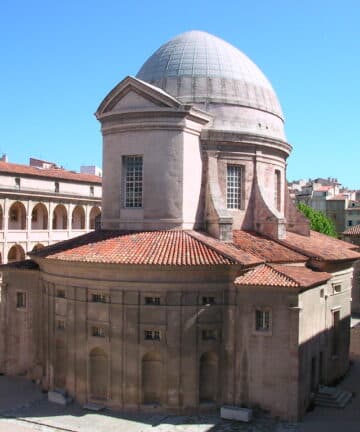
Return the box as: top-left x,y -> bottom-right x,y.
96,76 -> 181,116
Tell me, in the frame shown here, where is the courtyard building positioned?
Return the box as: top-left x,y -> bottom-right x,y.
0,31 -> 359,422
0,157 -> 101,263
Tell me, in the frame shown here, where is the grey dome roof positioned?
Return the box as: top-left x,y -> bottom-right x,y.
137,31 -> 283,119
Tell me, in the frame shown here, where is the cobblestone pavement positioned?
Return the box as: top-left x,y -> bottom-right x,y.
1,357 -> 359,432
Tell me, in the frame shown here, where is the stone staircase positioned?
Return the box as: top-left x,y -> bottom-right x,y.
315,386 -> 353,408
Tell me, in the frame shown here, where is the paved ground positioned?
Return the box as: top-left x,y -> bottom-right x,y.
0,358 -> 359,432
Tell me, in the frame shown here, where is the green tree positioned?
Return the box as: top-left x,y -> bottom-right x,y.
297,202 -> 337,237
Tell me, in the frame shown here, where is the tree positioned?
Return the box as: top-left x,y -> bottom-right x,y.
297,202 -> 337,237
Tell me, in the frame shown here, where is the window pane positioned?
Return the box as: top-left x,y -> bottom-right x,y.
226,165 -> 243,209
124,156 -> 143,208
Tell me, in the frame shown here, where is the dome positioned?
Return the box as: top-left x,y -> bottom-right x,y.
137,30 -> 283,119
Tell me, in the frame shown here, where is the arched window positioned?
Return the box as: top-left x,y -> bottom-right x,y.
52,205 -> 67,230
89,206 -> 101,230
199,352 -> 218,403
8,202 -> 26,230
55,339 -> 66,389
31,203 -> 48,230
89,348 -> 108,400
72,205 -> 85,230
142,351 -> 163,405
7,245 -> 25,263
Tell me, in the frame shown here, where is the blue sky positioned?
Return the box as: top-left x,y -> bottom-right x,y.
1,0 -> 359,188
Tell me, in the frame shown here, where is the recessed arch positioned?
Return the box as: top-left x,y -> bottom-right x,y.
8,201 -> 26,230
89,206 -> 101,230
199,351 -> 218,403
89,347 -> 108,400
55,339 -> 66,389
7,244 -> 25,263
52,205 -> 67,230
32,243 -> 45,252
142,351 -> 163,405
72,205 -> 85,230
31,203 -> 48,230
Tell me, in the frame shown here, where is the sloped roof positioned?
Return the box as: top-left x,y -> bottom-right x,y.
278,231 -> 360,262
235,264 -> 331,288
233,230 -> 307,263
30,230 -> 261,266
343,224 -> 360,237
0,161 -> 102,184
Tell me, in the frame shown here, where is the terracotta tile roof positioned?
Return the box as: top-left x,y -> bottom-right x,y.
278,231 -> 360,262
232,230 -> 307,263
0,161 -> 102,184
235,264 -> 331,288
30,230 -> 261,266
343,224 -> 360,237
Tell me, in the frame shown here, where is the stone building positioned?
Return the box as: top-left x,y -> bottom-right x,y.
1,31 -> 360,421
0,157 -> 102,263
342,224 -> 360,314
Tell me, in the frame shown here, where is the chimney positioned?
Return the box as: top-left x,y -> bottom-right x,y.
0,154 -> 8,162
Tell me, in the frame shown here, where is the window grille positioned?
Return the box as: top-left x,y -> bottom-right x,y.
144,330 -> 161,340
226,165 -> 244,209
124,155 -> 143,208
92,293 -> 107,303
92,326 -> 105,337
145,296 -> 160,305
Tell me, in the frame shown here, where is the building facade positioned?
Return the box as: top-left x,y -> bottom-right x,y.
0,31 -> 359,421
0,158 -> 101,263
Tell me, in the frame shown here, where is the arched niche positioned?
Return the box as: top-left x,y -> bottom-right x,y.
8,201 -> 26,230
7,244 -> 25,263
55,339 -> 67,389
142,351 -> 163,405
89,347 -> 108,400
72,205 -> 85,230
199,351 -> 218,403
52,205 -> 67,230
31,203 -> 48,230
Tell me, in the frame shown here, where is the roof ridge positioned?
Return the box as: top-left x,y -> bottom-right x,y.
268,264 -> 301,286
186,230 -> 262,266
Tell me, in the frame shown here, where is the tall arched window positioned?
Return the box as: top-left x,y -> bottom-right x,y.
142,351 -> 163,404
52,205 -> 67,230
89,206 -> 101,230
89,348 -> 108,400
8,202 -> 26,230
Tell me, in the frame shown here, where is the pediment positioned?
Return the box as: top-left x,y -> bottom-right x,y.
96,76 -> 181,116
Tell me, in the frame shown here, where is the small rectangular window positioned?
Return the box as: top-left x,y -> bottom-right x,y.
92,293 -> 107,303
55,182 -> 59,193
16,292 -> 26,308
320,288 -> 325,298
123,155 -> 143,208
15,177 -> 21,189
90,185 -> 94,196
348,220 -> 353,226
226,165 -> 244,209
333,284 -> 341,294
202,329 -> 217,340
144,330 -> 161,340
202,296 -> 216,305
57,319 -> 65,330
145,296 -> 160,305
56,289 -> 66,298
255,310 -> 270,332
92,326 -> 105,337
